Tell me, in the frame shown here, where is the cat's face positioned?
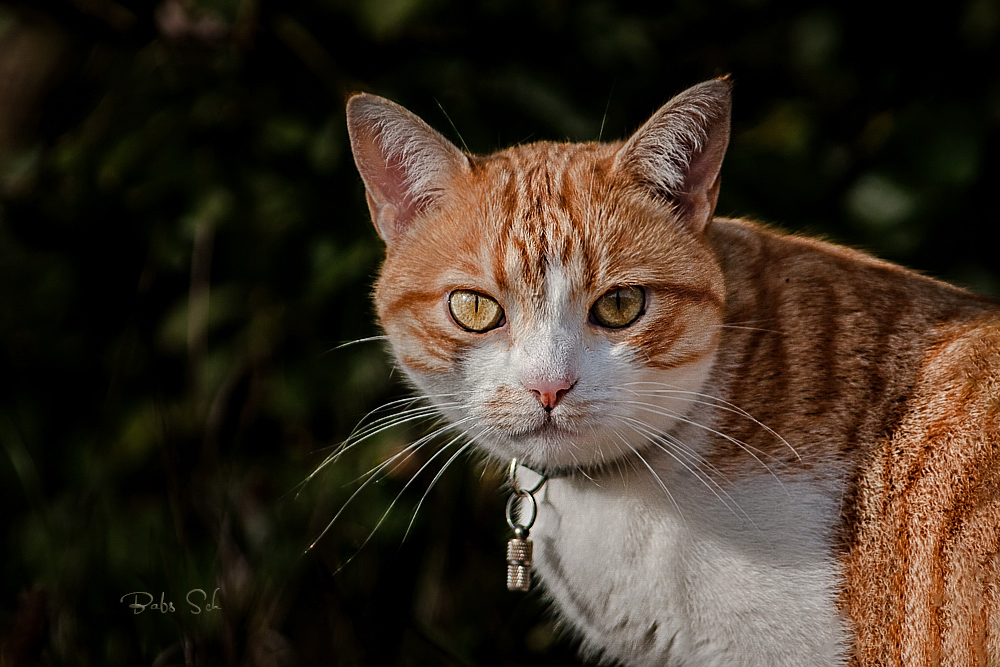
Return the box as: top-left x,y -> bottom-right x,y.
348,80 -> 732,473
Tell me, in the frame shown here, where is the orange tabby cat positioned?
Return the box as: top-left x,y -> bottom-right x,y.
346,78 -> 1000,666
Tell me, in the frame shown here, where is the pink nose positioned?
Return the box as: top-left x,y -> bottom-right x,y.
525,377 -> 575,412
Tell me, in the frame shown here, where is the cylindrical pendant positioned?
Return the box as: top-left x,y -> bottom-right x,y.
506,536 -> 533,591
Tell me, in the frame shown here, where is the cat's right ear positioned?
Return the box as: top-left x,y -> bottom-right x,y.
346,94 -> 469,246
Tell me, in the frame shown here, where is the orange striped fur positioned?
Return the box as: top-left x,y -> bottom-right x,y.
347,80 -> 1000,666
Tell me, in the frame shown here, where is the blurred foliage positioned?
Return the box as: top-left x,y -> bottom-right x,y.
0,0 -> 998,665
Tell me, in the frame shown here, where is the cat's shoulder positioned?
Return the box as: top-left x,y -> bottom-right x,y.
709,216 -> 999,309
922,313 -> 1000,404
710,217 -> 919,270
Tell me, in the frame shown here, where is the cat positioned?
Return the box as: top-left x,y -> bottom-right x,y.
345,78 -> 1000,666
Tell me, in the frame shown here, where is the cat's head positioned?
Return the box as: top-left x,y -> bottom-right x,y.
347,80 -> 731,474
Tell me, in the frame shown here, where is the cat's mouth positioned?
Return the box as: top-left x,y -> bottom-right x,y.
524,407 -> 579,435
486,412 -> 599,471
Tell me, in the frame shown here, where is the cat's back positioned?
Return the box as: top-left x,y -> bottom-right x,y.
843,310 -> 1000,664
700,217 -> 995,455
708,217 -> 995,318
707,219 -> 1000,663
706,217 -> 1000,663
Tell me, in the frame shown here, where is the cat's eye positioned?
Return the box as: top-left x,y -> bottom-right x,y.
448,290 -> 504,332
591,286 -> 645,329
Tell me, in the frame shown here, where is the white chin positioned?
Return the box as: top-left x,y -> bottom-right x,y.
487,424 -> 619,473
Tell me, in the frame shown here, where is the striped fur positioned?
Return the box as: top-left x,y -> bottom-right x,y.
347,80 -> 1000,666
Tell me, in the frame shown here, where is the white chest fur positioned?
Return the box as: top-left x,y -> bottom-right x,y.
528,461 -> 848,666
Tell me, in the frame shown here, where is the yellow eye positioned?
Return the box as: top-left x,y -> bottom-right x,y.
448,290 -> 504,332
591,286 -> 645,329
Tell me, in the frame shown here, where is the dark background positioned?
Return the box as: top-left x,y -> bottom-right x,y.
1,1 -> 998,665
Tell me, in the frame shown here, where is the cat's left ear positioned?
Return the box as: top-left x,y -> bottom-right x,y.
614,77 -> 732,234
346,93 -> 470,246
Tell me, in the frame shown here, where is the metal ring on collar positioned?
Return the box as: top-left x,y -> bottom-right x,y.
509,458 -> 546,496
506,490 -> 538,531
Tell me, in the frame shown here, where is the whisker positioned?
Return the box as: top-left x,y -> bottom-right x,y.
621,393 -> 788,466
343,403 -> 459,452
622,399 -> 790,495
298,404 -> 460,491
331,427 -> 479,572
368,432 -> 469,542
315,394 -> 465,464
403,439 -> 477,542
620,436 -> 688,531
616,416 -> 752,525
307,416 -> 477,555
619,382 -> 799,460
603,425 -> 644,486
346,393 -> 465,443
324,335 -> 391,353
315,335 -> 392,361
597,81 -> 615,143
349,415 -> 456,486
435,97 -> 471,153
308,428 -> 445,545
710,324 -> 783,334
616,413 -> 724,478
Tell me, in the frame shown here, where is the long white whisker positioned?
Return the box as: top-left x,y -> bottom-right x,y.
403,440 -> 476,542
623,400 -> 790,495
341,404 -> 459,453
330,430 -> 477,573
344,394 -> 464,445
325,335 -> 391,352
349,416 -> 458,486
306,416 -> 477,552
621,394 -> 788,466
621,437 -> 688,531
618,415 -> 733,487
616,416 -> 753,525
308,397 -> 464,471
298,405 -> 459,491
619,382 -> 799,461
604,424 -> 646,485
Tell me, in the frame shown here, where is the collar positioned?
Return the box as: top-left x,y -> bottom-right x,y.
510,458 -> 600,486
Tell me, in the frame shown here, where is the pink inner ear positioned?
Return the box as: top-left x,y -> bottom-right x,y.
347,93 -> 467,246
373,152 -> 428,239
351,118 -> 435,243
678,140 -> 726,230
